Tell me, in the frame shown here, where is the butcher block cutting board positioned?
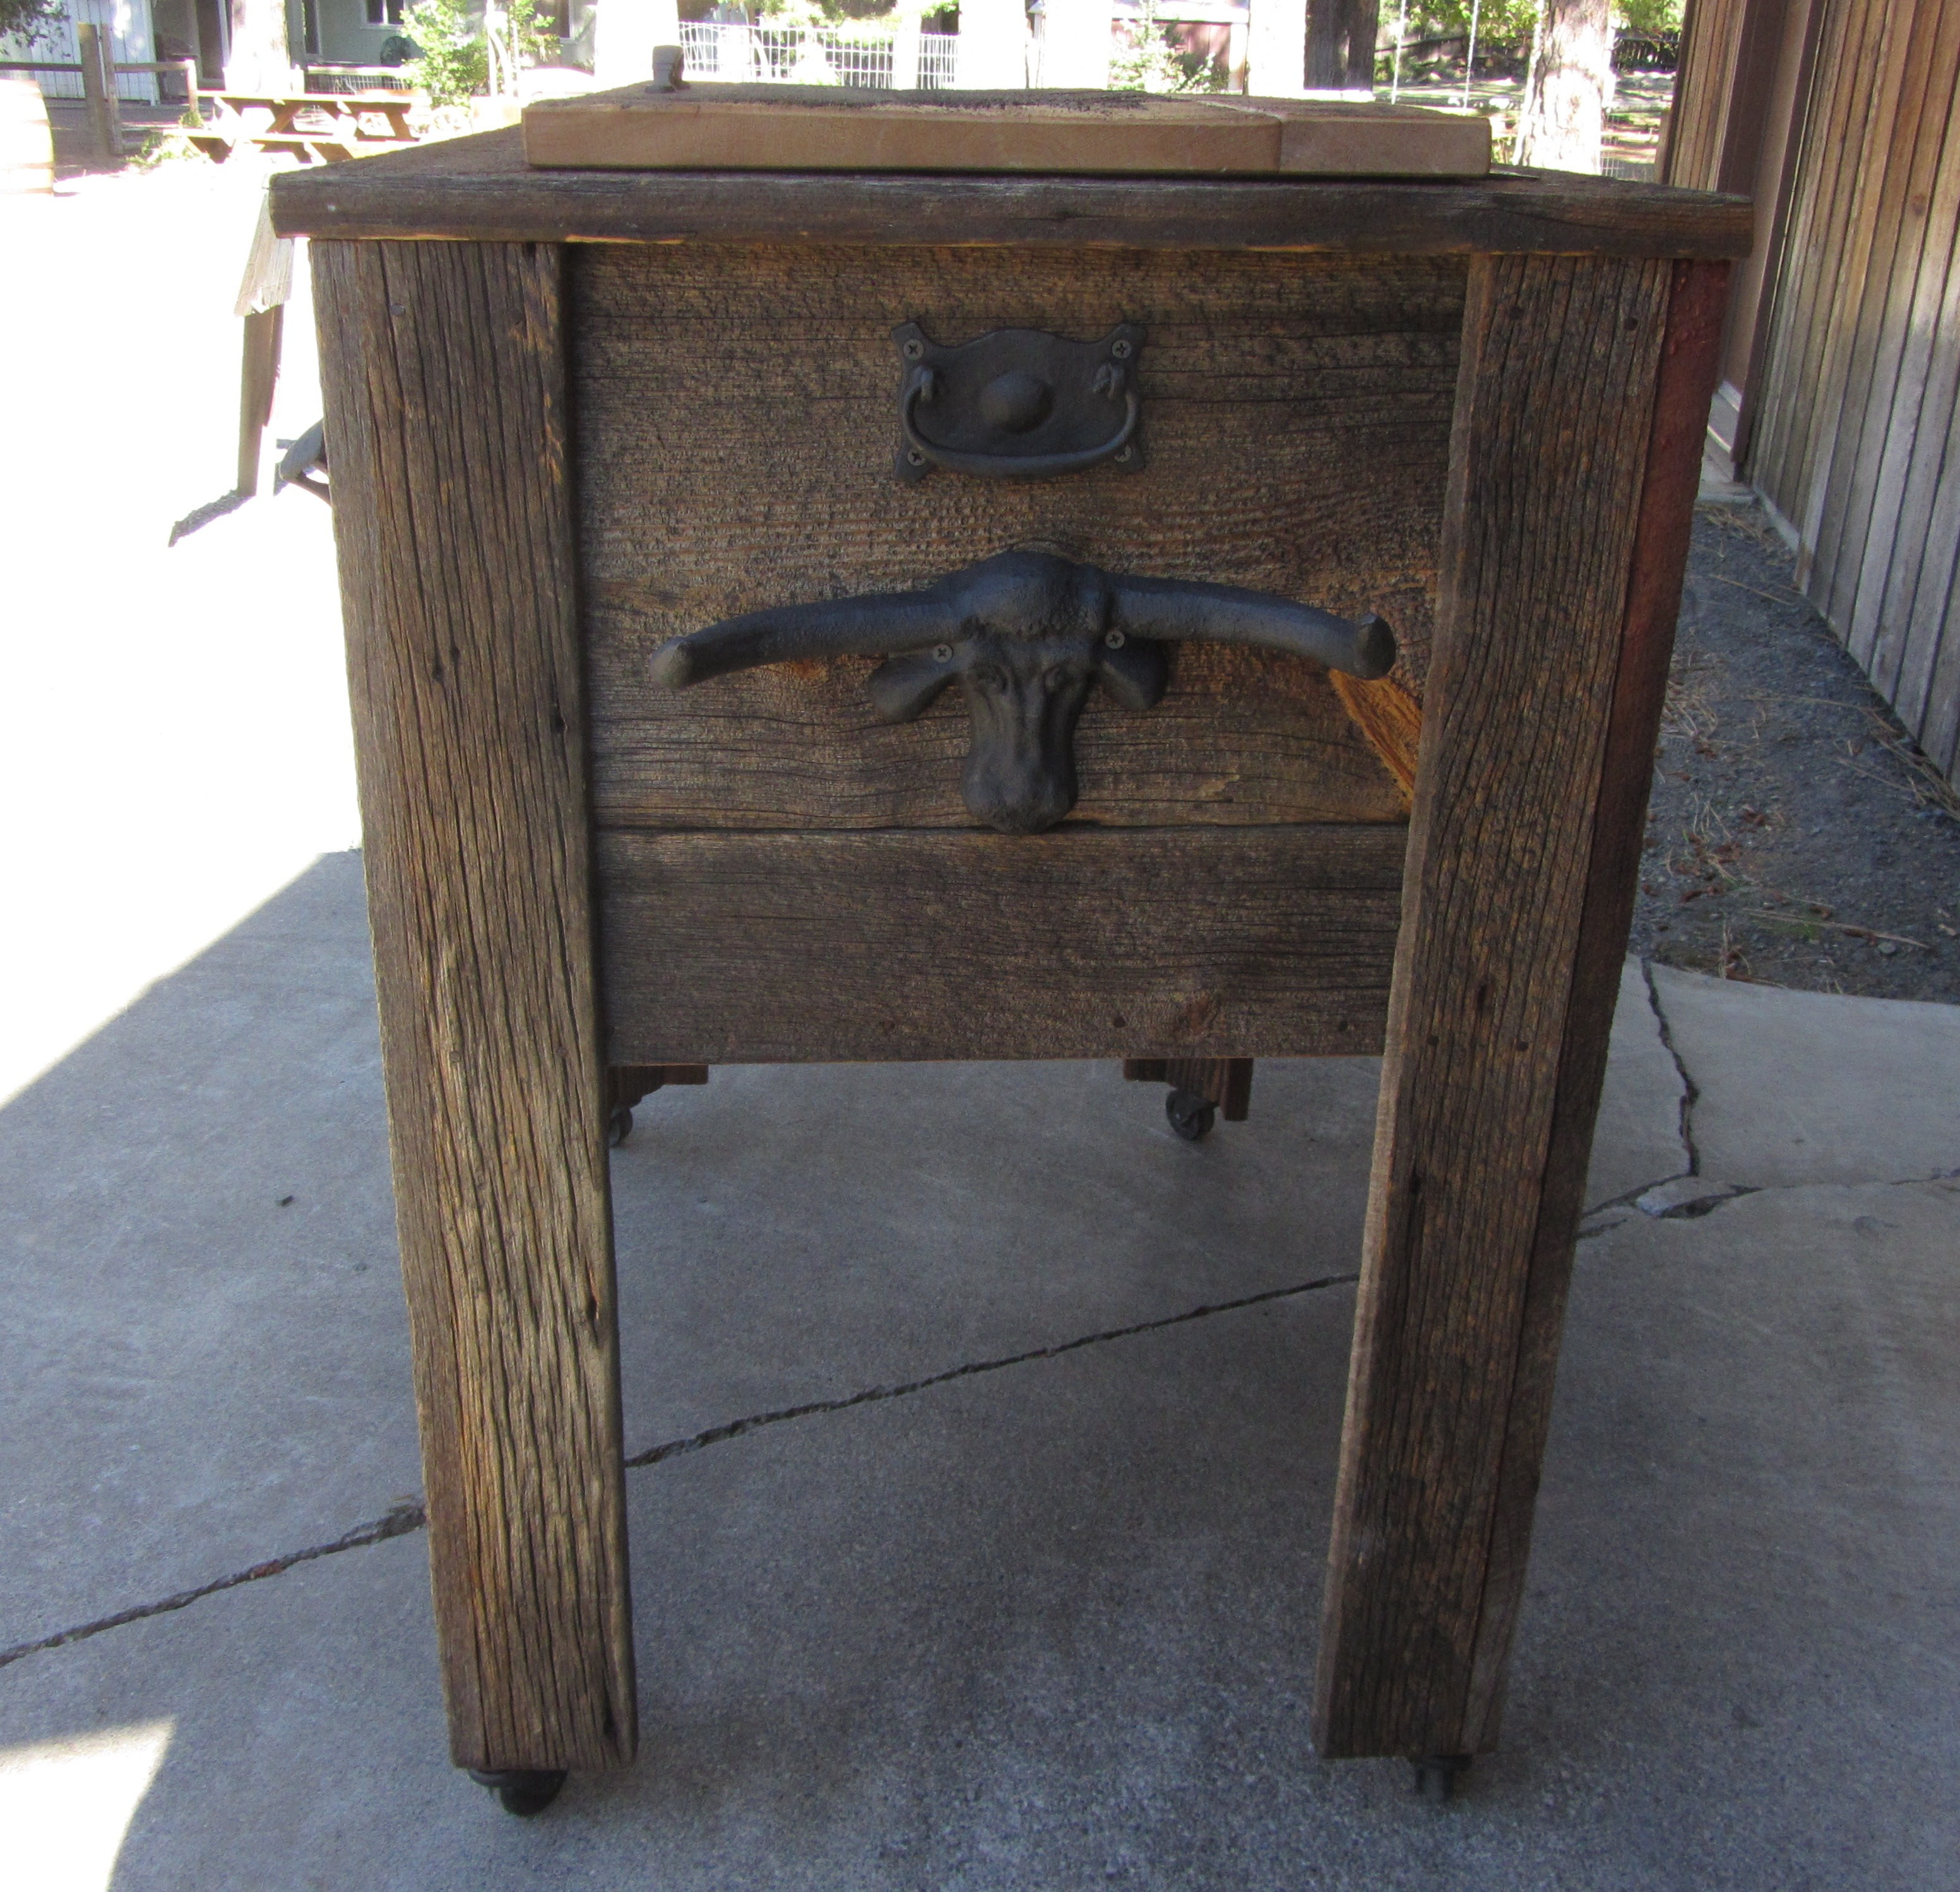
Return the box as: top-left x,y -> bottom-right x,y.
521,84 -> 1492,176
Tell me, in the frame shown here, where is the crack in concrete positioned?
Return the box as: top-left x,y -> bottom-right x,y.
0,1273 -> 1358,1674
1641,957 -> 1702,1176
622,1272 -> 1360,1472
0,1501 -> 426,1674
1579,1167 -> 1960,1244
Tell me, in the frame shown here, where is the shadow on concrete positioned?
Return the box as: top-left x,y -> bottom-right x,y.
1,851 -> 1954,1888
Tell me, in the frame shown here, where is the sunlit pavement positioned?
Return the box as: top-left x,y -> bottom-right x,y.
1,160 -> 359,1111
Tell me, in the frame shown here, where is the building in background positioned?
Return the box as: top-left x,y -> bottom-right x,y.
4,0 -> 161,100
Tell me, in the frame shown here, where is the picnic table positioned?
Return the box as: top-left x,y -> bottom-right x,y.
188,90 -> 416,165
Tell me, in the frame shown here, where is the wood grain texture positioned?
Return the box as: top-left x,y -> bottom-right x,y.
596,825 -> 1406,1064
574,242 -> 1454,830
1312,249 -> 1673,1761
521,85 -> 1490,177
1660,0 -> 1749,191
312,239 -> 636,1773
1175,1056 -> 1256,1120
1120,1056 -> 1254,1119
1731,0 -> 1960,787
1812,0 -> 1960,665
1458,257 -> 1729,1749
268,127 -> 1755,257
1868,54 -> 1960,718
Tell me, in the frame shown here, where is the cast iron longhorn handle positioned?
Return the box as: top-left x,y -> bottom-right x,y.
651,549 -> 1398,837
900,372 -> 1141,481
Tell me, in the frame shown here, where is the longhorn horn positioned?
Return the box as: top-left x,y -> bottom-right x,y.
1108,574 -> 1396,681
652,588 -> 963,689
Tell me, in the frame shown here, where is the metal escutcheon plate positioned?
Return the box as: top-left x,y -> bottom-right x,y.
893,321 -> 1146,482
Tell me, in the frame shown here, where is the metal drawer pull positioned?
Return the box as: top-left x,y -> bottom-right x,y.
893,321 -> 1146,482
653,550 -> 1395,836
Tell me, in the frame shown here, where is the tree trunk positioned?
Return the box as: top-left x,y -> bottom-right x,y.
595,0 -> 681,88
1037,0 -> 1112,88
959,0 -> 1030,86
1513,0 -> 1613,173
1248,0 -> 1306,95
1305,0 -> 1379,95
225,0 -> 295,91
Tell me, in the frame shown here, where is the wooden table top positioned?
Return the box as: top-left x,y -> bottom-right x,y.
270,125 -> 1753,258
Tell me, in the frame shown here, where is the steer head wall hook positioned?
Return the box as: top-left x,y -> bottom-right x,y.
651,550 -> 1396,836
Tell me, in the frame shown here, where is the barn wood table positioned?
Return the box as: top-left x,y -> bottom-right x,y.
271,133 -> 1750,1811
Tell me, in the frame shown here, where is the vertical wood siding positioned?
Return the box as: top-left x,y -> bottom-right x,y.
1747,0 -> 1960,782
1664,0 -> 1754,191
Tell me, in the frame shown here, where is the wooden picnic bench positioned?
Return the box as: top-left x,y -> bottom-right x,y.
188,90 -> 416,165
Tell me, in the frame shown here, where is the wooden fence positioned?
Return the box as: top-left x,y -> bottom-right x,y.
1671,0 -> 1960,784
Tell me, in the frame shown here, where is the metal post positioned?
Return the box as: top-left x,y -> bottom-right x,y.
77,23 -> 123,161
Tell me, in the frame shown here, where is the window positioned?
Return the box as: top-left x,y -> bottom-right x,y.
365,0 -> 406,25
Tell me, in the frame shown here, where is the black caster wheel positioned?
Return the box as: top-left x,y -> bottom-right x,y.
608,1104 -> 634,1147
1411,1754 -> 1470,1804
468,1768 -> 567,1817
1165,1089 -> 1217,1142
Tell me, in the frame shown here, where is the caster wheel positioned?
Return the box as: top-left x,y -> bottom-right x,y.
608,1104 -> 634,1147
1165,1089 -> 1217,1142
468,1768 -> 567,1817
1411,1754 -> 1470,1804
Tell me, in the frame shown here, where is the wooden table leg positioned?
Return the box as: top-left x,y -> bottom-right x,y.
313,239 -> 636,1775
1313,256 -> 1730,1762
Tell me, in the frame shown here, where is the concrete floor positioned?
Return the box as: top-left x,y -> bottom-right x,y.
1,851 -> 1956,1889
5,160 -> 1959,1892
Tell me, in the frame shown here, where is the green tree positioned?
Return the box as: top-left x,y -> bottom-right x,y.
405,0 -> 489,104
0,0 -> 65,44
1109,0 -> 1227,92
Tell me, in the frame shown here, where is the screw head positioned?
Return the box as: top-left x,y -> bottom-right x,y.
1104,629 -> 1126,649
906,447 -> 927,466
1110,338 -> 1134,360
933,642 -> 954,663
903,338 -> 924,360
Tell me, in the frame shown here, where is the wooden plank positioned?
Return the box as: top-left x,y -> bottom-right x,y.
1887,309 -> 1960,739
1456,256 -> 1730,1747
268,128 -> 1755,258
1170,1056 -> 1256,1120
1874,318 -> 1960,728
1312,249 -> 1674,1761
1776,0 -> 1909,574
1853,3 -> 1960,689
572,242 -> 1456,828
1752,0 -> 1876,513
595,646 -> 1411,832
1920,558 -> 1960,776
522,85 -> 1490,177
236,305 -> 282,496
595,824 -> 1406,1065
1813,0 -> 1960,663
1661,0 -> 1749,192
1120,1056 -> 1255,1118
1748,0 -> 1887,523
311,239 -> 636,1774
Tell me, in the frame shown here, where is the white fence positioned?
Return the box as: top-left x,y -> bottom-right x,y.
8,0 -> 157,101
303,64 -> 419,94
678,23 -> 959,89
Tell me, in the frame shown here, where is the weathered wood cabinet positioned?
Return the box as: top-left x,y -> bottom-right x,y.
272,133 -> 1749,1806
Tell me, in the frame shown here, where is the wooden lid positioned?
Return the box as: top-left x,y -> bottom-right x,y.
521,84 -> 1492,177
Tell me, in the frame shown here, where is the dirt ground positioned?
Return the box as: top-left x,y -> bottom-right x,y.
1629,504 -> 1960,1001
